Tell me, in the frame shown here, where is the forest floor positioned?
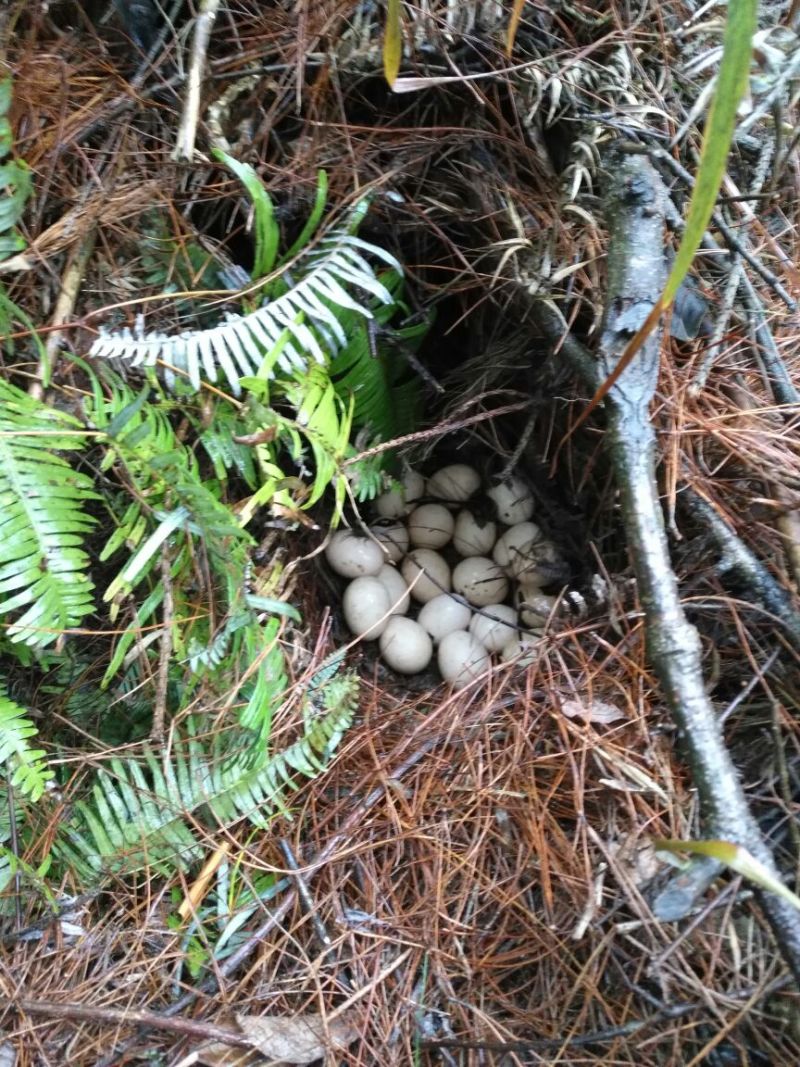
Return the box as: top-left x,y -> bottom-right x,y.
2,1 -> 800,1065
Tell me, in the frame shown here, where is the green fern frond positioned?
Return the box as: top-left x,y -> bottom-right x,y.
328,272 -> 430,442
87,376 -> 252,619
0,380 -> 97,647
0,689 -> 53,801
345,450 -> 388,503
89,226 -> 401,397
0,77 -> 32,263
235,617 -> 288,743
58,677 -> 358,880
199,416 -> 257,486
185,613 -> 249,675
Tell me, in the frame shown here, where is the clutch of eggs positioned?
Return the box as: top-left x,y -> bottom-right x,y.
326,464 -> 566,686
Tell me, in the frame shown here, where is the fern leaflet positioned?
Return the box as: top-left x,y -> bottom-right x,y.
0,688 -> 53,801
89,228 -> 401,396
0,380 -> 97,647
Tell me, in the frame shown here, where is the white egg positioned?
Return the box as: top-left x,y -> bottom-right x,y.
325,529 -> 384,578
376,564 -> 411,615
494,520 -> 546,580
343,577 -> 391,640
515,587 -> 557,629
426,463 -> 481,503
501,632 -> 544,665
452,556 -> 509,607
369,521 -> 409,563
469,604 -> 518,652
401,549 -> 451,603
486,476 -> 535,524
453,509 -> 497,557
379,617 -> 433,674
418,594 -> 472,643
375,469 -> 425,518
438,630 -> 490,685
407,503 -> 454,549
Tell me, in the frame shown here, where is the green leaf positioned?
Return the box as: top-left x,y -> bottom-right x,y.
0,78 -> 12,120
663,0 -> 758,305
283,170 -> 328,261
655,838 -> 800,913
0,160 -> 32,233
104,507 -> 189,602
0,689 -> 54,801
244,594 -> 302,623
58,682 -> 358,879
212,147 -> 280,278
384,0 -> 402,87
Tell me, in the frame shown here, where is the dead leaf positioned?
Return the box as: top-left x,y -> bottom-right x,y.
560,698 -> 626,725
196,1011 -> 359,1066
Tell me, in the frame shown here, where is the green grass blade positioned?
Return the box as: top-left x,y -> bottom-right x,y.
212,148 -> 280,278
662,0 -> 758,305
656,838 -> 800,912
384,0 -> 402,87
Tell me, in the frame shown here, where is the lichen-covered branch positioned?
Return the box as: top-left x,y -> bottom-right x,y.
684,490 -> 800,650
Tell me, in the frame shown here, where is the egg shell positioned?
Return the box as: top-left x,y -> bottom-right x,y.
452,556 -> 509,607
469,604 -> 518,652
401,549 -> 451,603
379,617 -> 433,674
438,630 -> 490,685
515,588 -> 557,629
343,577 -> 391,640
492,522 -> 543,571
426,463 -> 481,503
407,503 -> 454,549
486,476 -> 535,524
375,469 -> 425,519
418,594 -> 473,643
453,509 -> 497,557
369,521 -> 409,563
501,632 -> 544,665
326,529 -> 384,578
376,564 -> 411,616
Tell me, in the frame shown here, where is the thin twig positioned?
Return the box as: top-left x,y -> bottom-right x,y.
11,998 -> 253,1049
739,273 -> 800,409
173,0 -> 222,160
278,838 -> 334,955
421,985 -> 770,1053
